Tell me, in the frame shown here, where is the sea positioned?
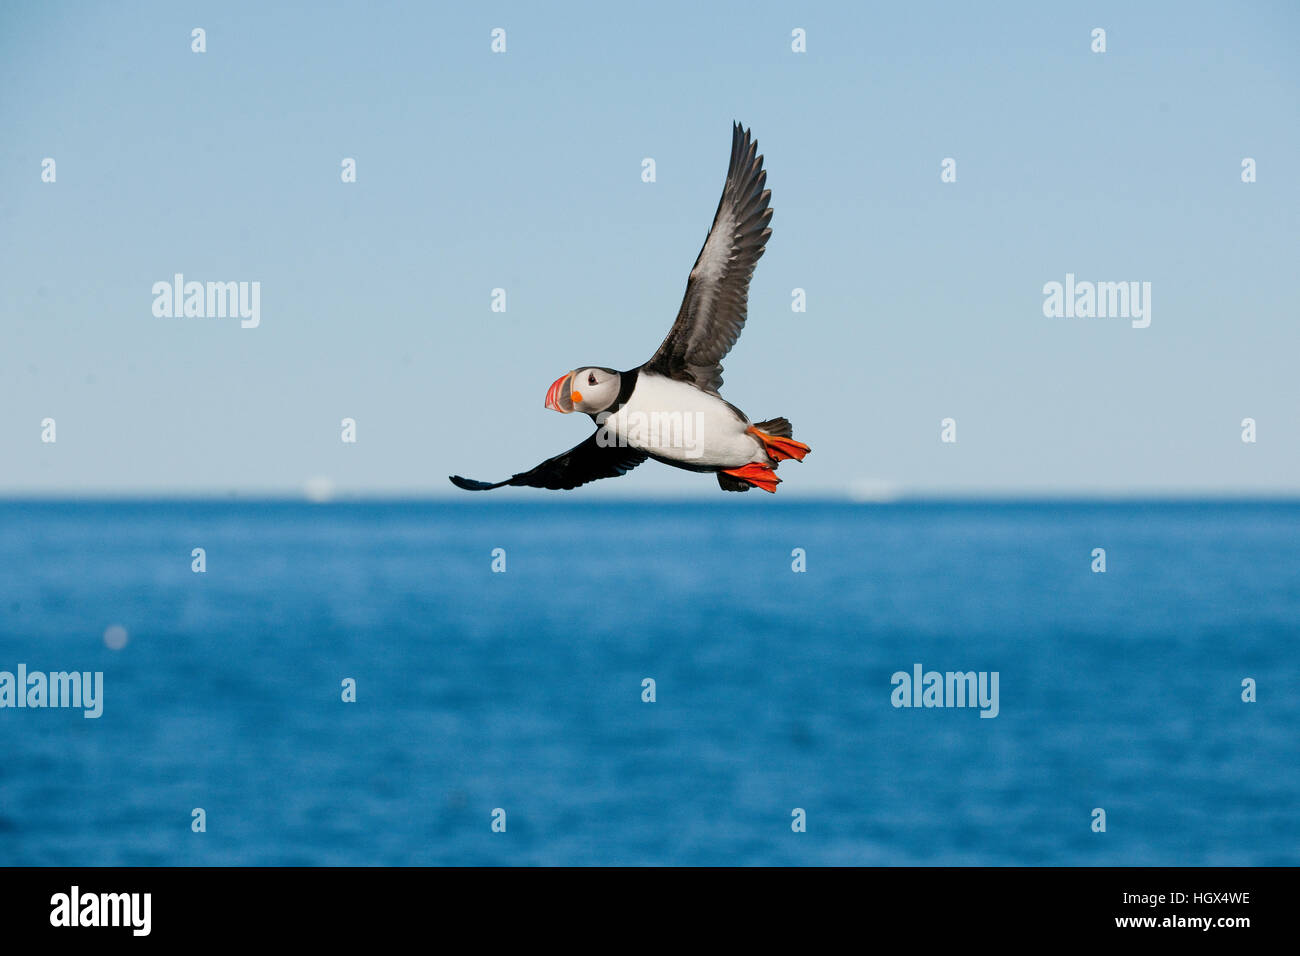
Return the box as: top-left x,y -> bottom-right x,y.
0,500 -> 1296,866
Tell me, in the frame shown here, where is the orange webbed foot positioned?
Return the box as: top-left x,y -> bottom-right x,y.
722,462 -> 781,493
746,426 -> 811,463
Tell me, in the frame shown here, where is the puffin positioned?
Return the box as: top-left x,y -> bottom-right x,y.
449,122 -> 810,494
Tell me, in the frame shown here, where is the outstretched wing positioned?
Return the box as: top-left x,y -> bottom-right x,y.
449,432 -> 648,491
643,122 -> 773,395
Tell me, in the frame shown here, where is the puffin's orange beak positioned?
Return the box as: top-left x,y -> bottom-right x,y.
545,371 -> 574,413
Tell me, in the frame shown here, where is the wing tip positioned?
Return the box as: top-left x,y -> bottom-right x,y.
449,474 -> 499,491
731,121 -> 756,152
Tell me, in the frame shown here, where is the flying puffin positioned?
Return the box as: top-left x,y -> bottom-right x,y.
449,122 -> 810,494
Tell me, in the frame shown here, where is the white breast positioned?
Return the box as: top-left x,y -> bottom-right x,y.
599,374 -> 762,467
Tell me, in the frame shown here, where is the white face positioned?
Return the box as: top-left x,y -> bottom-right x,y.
568,368 -> 621,414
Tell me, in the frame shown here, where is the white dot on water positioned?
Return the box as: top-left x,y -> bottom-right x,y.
303,476 -> 335,503
103,625 -> 128,651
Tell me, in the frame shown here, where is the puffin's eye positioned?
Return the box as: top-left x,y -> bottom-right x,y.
587,372 -> 597,386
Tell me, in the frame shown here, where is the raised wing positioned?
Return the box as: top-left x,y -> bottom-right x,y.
449,432 -> 648,491
643,122 -> 773,394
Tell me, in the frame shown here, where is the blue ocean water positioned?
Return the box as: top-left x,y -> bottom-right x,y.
0,500 -> 1295,866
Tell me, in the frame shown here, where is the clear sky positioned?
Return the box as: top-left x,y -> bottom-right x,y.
2,1 -> 1297,498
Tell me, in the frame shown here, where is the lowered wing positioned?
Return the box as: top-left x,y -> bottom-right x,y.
449,431 -> 648,491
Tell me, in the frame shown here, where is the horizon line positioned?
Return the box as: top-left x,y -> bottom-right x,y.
2,491 -> 1299,505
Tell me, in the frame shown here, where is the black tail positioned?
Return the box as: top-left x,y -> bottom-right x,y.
753,416 -> 792,438
717,472 -> 753,492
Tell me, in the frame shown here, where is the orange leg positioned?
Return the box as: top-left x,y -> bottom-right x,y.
746,426 -> 811,462
722,462 -> 782,493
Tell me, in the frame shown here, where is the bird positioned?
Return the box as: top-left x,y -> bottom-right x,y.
449,122 -> 810,494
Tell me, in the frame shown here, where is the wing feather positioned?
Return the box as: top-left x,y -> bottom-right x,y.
643,123 -> 773,394
449,432 -> 648,491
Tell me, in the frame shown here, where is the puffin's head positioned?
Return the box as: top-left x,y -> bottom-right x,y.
545,367 -> 621,415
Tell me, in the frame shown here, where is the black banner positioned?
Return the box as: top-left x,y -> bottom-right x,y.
0,866 -> 1280,942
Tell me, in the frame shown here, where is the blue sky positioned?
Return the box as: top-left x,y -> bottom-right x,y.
2,1 -> 1297,497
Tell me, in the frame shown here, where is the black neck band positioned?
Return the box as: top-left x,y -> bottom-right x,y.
591,368 -> 639,421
